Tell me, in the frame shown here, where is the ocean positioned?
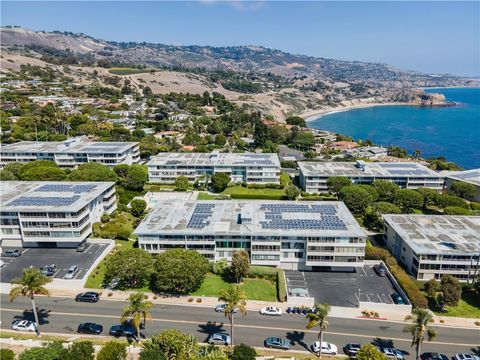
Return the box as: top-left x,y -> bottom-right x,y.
307,87 -> 480,169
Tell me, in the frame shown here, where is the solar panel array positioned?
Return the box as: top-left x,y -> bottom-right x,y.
35,184 -> 96,193
259,204 -> 347,231
378,163 -> 416,168
187,203 -> 215,229
387,169 -> 431,176
8,195 -> 80,207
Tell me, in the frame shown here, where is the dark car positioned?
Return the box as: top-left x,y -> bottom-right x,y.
391,293 -> 406,305
2,249 -> 21,257
344,343 -> 362,356
264,337 -> 290,350
77,322 -> 103,335
420,353 -> 448,360
109,324 -> 135,337
374,264 -> 387,276
40,264 -> 57,276
75,292 -> 100,303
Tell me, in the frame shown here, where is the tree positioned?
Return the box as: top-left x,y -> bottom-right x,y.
0,349 -> 15,360
279,172 -> 292,188
356,344 -> 388,360
290,130 -> 315,150
415,188 -> 438,209
68,163 -> 118,182
440,275 -> 462,306
96,341 -> 127,360
306,303 -> 330,358
114,164 -> 129,179
21,166 -> 67,181
394,189 -> 424,213
140,329 -> 197,360
326,177 -> 352,198
211,172 -> 230,192
152,249 -> 210,294
231,250 -> 250,283
285,116 -> 307,127
215,134 -> 227,146
339,185 -> 375,214
450,181 -> 476,200
232,343 -> 257,360
3,162 -> 23,178
373,180 -> 399,202
444,206 -> 472,215
19,341 -> 67,360
0,169 -> 17,180
404,309 -> 437,360
175,176 -> 189,191
285,185 -> 300,200
121,164 -> 148,191
67,341 -> 95,360
121,292 -> 153,341
425,279 -> 439,299
218,285 -> 247,346
105,248 -> 154,289
10,268 -> 52,335
18,160 -> 58,179
130,199 -> 147,217
434,194 -> 469,210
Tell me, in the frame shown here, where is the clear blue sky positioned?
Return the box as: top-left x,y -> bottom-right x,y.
2,1 -> 479,76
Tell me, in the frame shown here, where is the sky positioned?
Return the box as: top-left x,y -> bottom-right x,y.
1,1 -> 479,77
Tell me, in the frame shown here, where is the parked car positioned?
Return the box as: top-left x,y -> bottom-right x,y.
420,353 -> 448,360
453,355 -> 480,360
260,306 -> 282,316
344,343 -> 362,356
374,264 -> 387,276
109,323 -> 136,337
381,347 -> 405,359
75,292 -> 100,303
312,341 -> 338,355
40,264 -> 57,276
77,322 -> 103,335
208,333 -> 231,345
77,242 -> 89,252
215,303 -> 238,313
264,337 -> 290,350
64,265 -> 78,279
2,249 -> 21,257
391,293 -> 406,305
11,320 -> 37,332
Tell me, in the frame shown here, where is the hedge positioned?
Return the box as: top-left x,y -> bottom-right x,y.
277,269 -> 287,302
229,193 -> 287,200
366,245 -> 428,308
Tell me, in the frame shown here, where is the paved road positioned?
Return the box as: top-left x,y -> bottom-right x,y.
1,295 -> 479,359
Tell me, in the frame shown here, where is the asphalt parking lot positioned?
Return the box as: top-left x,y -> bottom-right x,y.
285,265 -> 399,307
0,243 -> 109,283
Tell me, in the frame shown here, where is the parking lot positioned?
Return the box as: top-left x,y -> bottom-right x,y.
285,265 -> 400,307
0,243 -> 109,283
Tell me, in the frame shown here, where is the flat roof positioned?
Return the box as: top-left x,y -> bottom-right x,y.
383,214 -> 480,255
1,139 -> 138,154
1,181 -> 115,212
147,152 -> 280,168
134,200 -> 365,238
445,169 -> 480,187
298,161 -> 440,178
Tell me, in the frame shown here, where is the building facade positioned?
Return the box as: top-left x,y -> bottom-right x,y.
383,214 -> 480,282
0,138 -> 140,168
443,169 -> 480,202
0,181 -> 116,248
135,200 -> 366,270
147,152 -> 281,184
299,160 -> 443,193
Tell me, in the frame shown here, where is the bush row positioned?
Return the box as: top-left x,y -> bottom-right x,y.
230,193 -> 287,200
277,269 -> 287,302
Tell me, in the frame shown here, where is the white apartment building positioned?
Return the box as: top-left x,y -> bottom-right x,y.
443,168 -> 480,202
0,138 -> 140,168
0,181 -> 117,248
299,160 -> 443,193
134,200 -> 366,270
147,152 -> 281,184
383,214 -> 480,282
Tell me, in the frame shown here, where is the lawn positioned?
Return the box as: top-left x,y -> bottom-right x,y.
222,186 -> 287,200
191,273 -> 277,302
108,67 -> 153,75
196,192 -> 230,200
433,291 -> 480,318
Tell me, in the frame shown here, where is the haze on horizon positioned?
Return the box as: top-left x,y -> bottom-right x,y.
1,1 -> 479,77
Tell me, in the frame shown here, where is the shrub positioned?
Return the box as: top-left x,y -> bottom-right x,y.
232,343 -> 256,360
196,298 -> 202,303
0,349 -> 15,360
229,193 -> 286,200
277,269 -> 287,302
97,341 -> 127,360
188,297 -> 193,302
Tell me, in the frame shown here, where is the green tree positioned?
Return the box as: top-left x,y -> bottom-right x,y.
326,176 -> 352,198
0,349 -> 15,360
356,344 -> 388,360
96,341 -> 127,360
213,258 -> 229,275
285,116 -> 307,127
130,199 -> 147,217
18,160 -> 58,179
114,164 -> 129,179
373,180 -> 399,202
444,206 -> 472,215
21,166 -> 67,181
215,134 -> 227,146
279,172 -> 292,188
435,194 -> 469,210
440,275 -> 462,306
121,292 -> 153,341
10,268 -> 52,335
404,309 -> 437,360
3,162 -> 24,178
211,172 -> 230,192
303,150 -> 317,160
175,176 -> 189,191
285,184 -> 300,200
152,249 -> 210,294
19,341 -> 67,360
218,285 -> 247,346
290,130 -> 315,150
231,250 -> 250,283
0,169 -> 17,180
140,329 -> 197,360
424,279 -> 439,299
364,201 -> 402,231
415,188 -> 439,209
67,341 -> 95,360
339,185 -> 375,214
394,189 -> 424,213
306,303 -> 330,358
121,164 -> 148,191
68,163 -> 118,182
450,181 -> 476,200
105,248 -> 154,289
232,343 -> 257,360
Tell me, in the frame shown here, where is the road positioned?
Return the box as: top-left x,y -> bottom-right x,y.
1,294 -> 479,359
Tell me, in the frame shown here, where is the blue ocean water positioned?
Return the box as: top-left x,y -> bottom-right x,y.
308,87 -> 480,169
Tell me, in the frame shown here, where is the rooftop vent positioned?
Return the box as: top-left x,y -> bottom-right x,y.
355,160 -> 367,170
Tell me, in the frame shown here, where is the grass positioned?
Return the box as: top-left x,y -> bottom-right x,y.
433,290 -> 480,318
191,273 -> 277,301
196,192 -> 230,200
145,183 -> 194,191
108,67 -> 153,75
0,330 -> 129,345
222,186 -> 287,200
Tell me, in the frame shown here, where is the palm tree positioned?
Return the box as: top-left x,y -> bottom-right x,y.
10,267 -> 52,335
218,285 -> 247,346
404,309 -> 437,360
120,292 -> 153,341
413,148 -> 422,160
306,303 -> 331,358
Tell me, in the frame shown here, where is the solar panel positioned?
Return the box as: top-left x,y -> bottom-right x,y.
8,196 -> 80,207
35,184 -> 96,193
187,203 -> 215,229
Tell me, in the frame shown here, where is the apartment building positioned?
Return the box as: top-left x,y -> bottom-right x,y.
443,168 -> 480,202
0,138 -> 140,168
147,151 -> 281,184
134,200 -> 366,270
299,160 -> 443,193
383,214 -> 480,282
0,181 -> 116,248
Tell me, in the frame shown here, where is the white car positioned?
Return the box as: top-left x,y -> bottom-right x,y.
11,320 -> 37,332
453,355 -> 480,360
260,306 -> 282,316
215,303 -> 238,313
208,333 -> 231,345
311,341 -> 338,355
382,348 -> 405,360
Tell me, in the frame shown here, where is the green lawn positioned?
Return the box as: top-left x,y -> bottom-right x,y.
196,192 -> 230,200
222,186 -> 287,200
434,291 -> 480,318
191,273 -> 277,302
